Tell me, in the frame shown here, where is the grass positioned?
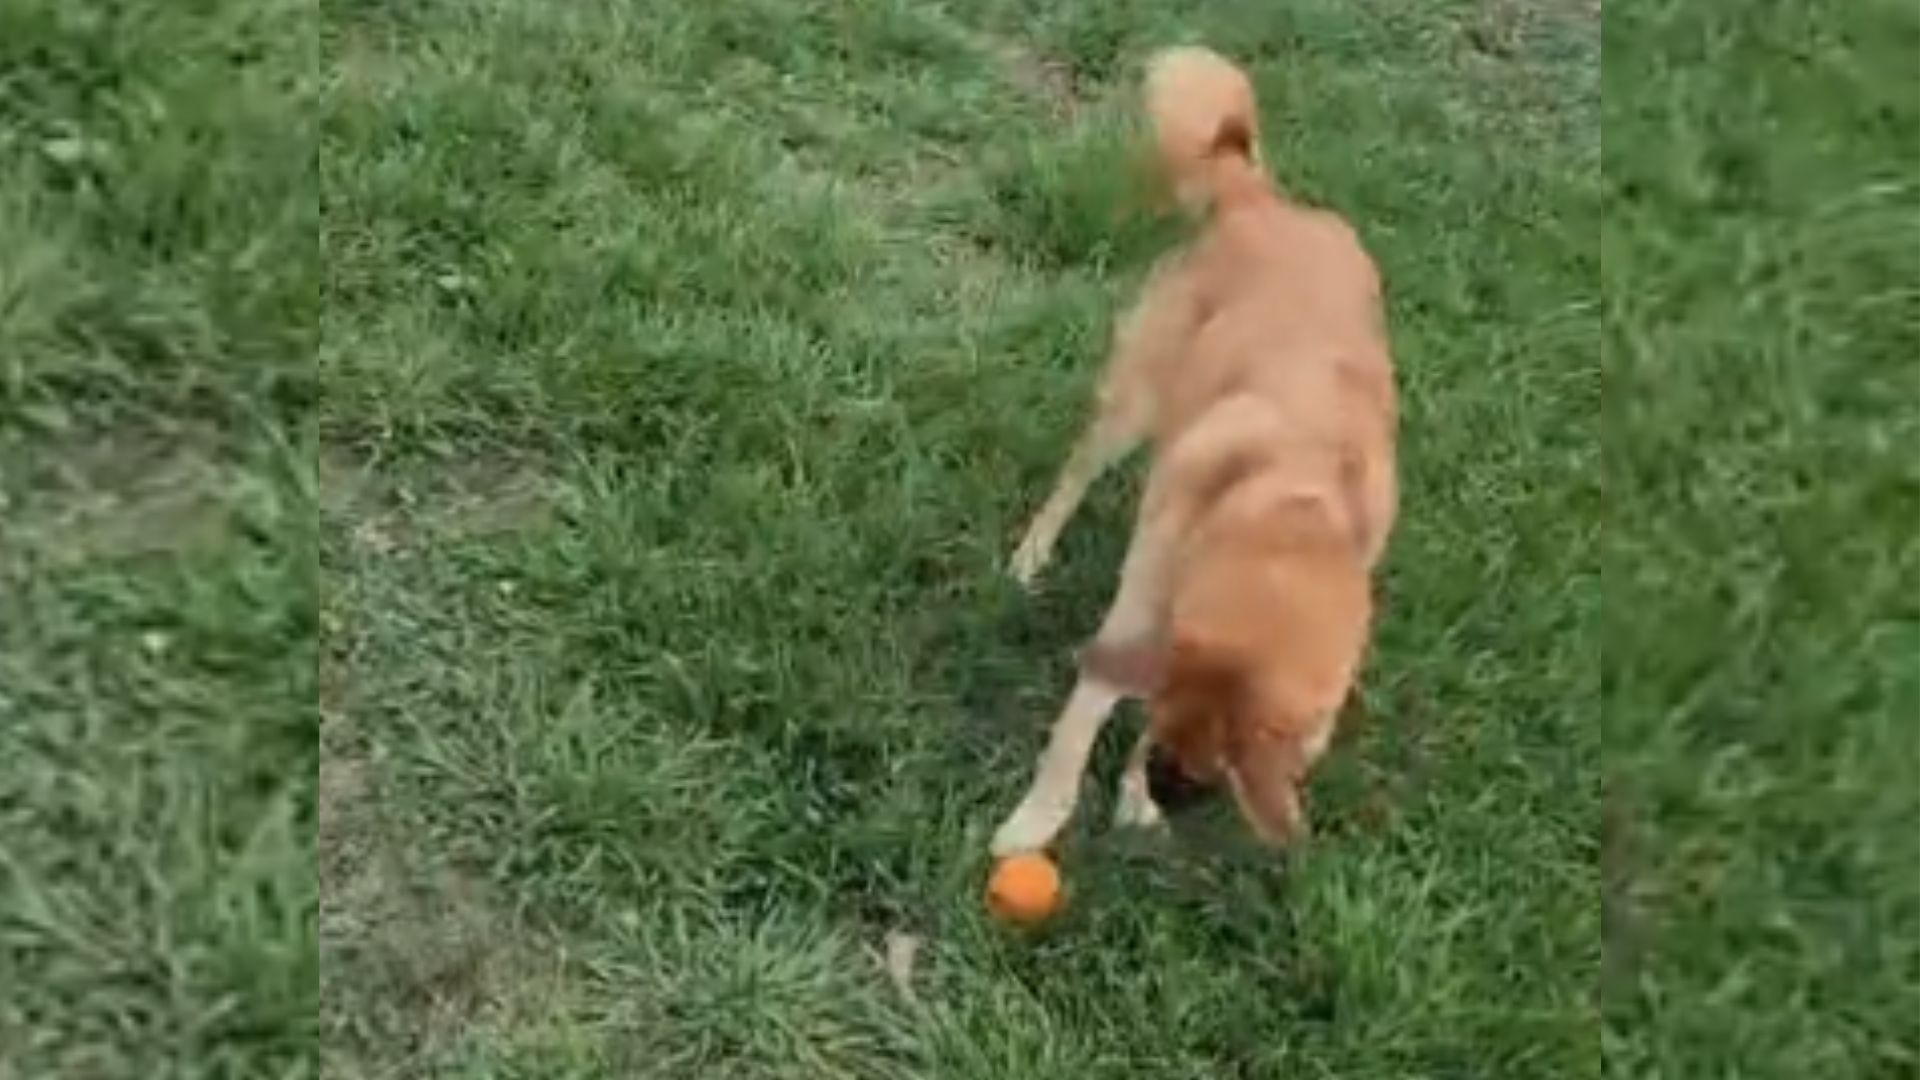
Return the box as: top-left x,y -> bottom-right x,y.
1,1 -> 317,1077
1601,2 -> 1920,1074
0,0 -> 1910,1077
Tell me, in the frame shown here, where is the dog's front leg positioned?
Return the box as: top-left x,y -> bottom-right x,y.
1010,413 -> 1139,587
990,677 -> 1124,856
1010,255 -> 1198,587
995,497 -> 1181,855
1112,727 -> 1167,830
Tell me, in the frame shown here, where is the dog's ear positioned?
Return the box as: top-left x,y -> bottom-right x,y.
1079,637 -> 1169,697
1147,636 -> 1238,782
1225,728 -> 1309,846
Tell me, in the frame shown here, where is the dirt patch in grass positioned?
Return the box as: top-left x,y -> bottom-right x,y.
321,747 -> 563,1075
3,423 -> 229,566
1000,44 -> 1081,117
323,445 -> 554,558
955,26 -> 1084,118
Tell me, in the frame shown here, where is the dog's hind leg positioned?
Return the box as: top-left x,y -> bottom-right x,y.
990,675 -> 1124,855
1009,382 -> 1148,586
993,500 -> 1181,855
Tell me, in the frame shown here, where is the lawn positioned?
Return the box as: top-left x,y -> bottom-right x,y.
0,0 -> 1912,1077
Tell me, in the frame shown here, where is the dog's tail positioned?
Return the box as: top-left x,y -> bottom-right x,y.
1144,47 -> 1264,211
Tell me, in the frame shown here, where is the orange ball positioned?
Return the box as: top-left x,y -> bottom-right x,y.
985,853 -> 1062,925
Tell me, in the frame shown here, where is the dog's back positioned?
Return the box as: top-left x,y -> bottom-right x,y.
1141,50 -> 1397,566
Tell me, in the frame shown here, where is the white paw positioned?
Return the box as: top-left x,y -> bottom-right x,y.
1112,778 -> 1166,830
991,799 -> 1068,856
1008,531 -> 1051,588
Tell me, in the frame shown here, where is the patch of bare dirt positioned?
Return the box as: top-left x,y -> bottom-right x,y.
1469,0 -> 1528,58
320,748 -> 564,1074
323,446 -> 553,560
951,26 -> 1083,118
5,423 -> 229,565
999,44 -> 1081,117
1469,0 -> 1600,59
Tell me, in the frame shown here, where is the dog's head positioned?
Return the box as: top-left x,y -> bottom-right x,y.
1086,634 -> 1317,844
1082,543 -> 1368,846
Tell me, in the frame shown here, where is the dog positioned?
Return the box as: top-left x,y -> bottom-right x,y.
992,47 -> 1397,856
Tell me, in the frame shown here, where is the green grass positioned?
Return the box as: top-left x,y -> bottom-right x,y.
0,0 -> 1911,1076
1,1 -> 317,1076
1602,2 -> 1920,1075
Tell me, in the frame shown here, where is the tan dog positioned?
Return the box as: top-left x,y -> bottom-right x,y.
992,47 -> 1397,856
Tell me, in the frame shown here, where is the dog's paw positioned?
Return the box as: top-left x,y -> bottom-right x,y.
1112,777 -> 1167,830
1008,532 -> 1051,589
991,800 -> 1067,857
